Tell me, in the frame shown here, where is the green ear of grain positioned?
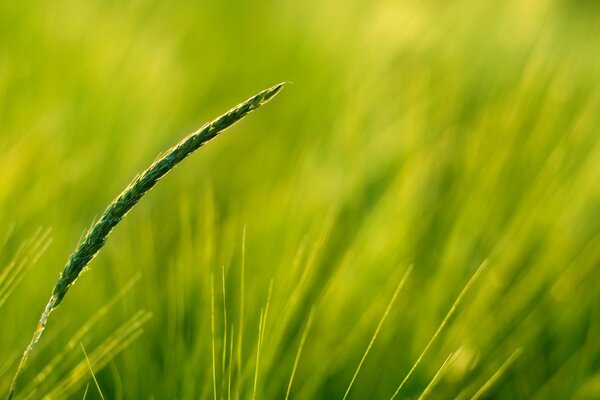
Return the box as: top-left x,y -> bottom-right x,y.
7,82 -> 285,400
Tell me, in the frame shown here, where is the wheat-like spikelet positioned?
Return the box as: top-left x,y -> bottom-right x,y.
8,83 -> 285,399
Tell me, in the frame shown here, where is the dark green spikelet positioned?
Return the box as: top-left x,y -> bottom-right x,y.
52,82 -> 284,306
7,82 -> 285,400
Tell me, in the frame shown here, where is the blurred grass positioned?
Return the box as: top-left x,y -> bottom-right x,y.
1,0 -> 599,399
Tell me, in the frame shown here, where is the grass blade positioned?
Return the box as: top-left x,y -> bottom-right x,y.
471,348 -> 522,400
79,343 -> 105,400
285,308 -> 315,400
211,274 -> 217,400
342,265 -> 413,400
417,351 -> 455,400
390,260 -> 488,400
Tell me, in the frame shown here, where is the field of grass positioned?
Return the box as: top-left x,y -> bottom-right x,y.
1,0 -> 599,399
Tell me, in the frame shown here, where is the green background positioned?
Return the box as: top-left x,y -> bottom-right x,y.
1,0 -> 599,398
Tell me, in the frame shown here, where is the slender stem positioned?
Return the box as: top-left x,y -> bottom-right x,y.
7,83 -> 285,400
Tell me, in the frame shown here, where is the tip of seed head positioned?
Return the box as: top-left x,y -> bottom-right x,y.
260,82 -> 287,103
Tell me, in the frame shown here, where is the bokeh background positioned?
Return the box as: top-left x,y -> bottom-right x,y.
1,0 -> 600,398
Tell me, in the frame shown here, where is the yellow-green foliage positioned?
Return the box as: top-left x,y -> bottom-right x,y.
1,0 -> 599,399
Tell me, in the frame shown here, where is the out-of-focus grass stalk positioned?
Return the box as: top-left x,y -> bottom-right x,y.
391,260 -> 488,399
343,265 -> 413,400
418,351 -> 455,400
7,83 -> 285,400
471,348 -> 523,400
